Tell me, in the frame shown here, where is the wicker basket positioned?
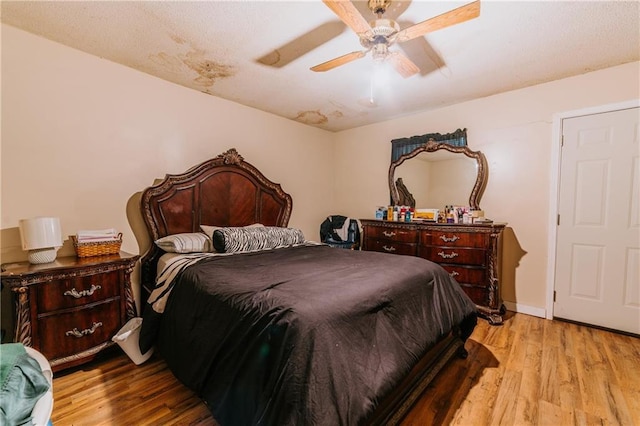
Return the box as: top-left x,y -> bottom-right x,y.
72,233 -> 122,257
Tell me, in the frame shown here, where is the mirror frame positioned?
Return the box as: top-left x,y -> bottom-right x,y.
388,140 -> 488,209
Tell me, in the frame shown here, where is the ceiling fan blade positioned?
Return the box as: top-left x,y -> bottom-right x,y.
394,0 -> 481,43
311,50 -> 367,72
256,22 -> 346,68
322,0 -> 371,35
387,52 -> 420,78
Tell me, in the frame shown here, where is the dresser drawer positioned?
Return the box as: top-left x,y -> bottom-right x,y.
365,226 -> 417,243
459,284 -> 490,307
420,230 -> 488,248
37,299 -> 121,361
365,239 -> 417,256
38,270 -> 120,312
418,246 -> 486,266
440,265 -> 487,286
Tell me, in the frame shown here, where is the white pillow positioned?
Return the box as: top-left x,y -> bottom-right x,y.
154,232 -> 212,253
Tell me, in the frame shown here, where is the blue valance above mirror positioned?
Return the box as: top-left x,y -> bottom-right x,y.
390,128 -> 467,162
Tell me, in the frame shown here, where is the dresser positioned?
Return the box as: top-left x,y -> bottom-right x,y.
1,253 -> 138,371
361,219 -> 506,324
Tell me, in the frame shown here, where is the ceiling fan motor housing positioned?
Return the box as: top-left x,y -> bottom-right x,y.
361,18 -> 400,48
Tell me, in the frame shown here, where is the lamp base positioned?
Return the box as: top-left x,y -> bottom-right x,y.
28,247 -> 59,264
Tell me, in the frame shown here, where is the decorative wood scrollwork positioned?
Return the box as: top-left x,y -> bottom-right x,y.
218,148 -> 244,165
14,287 -> 32,347
124,275 -> 137,320
389,140 -> 488,210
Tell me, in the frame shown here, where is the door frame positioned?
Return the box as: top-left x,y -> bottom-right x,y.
546,99 -> 640,320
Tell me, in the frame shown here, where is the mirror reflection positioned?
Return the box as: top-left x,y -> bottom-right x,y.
389,142 -> 487,210
395,151 -> 478,209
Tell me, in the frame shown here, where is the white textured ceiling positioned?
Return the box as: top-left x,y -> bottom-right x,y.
2,1 -> 639,132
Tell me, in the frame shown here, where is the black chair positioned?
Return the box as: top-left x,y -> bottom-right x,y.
319,215 -> 360,250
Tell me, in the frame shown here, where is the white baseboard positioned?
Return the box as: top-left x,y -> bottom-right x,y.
503,301 -> 546,318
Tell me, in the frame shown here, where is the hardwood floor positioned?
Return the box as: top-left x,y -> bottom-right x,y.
51,312 -> 640,425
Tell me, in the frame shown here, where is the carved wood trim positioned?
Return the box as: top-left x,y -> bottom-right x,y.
388,141 -> 488,209
2,261 -> 136,287
49,341 -> 113,367
139,148 -> 294,291
123,266 -> 137,320
14,287 -> 32,346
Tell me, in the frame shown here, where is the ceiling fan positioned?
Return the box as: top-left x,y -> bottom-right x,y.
311,0 -> 481,78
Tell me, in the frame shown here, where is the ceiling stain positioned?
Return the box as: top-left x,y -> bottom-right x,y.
329,110 -> 343,119
170,34 -> 186,45
183,48 -> 234,88
294,110 -> 328,126
148,52 -> 183,74
149,45 -> 234,88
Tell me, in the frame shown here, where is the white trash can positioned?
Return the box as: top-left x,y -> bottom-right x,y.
112,317 -> 154,365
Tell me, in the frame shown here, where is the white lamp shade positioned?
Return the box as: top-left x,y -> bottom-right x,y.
19,217 -> 63,250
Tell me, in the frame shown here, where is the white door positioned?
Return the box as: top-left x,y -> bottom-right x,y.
554,107 -> 640,334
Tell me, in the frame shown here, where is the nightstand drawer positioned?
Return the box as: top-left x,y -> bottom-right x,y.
37,299 -> 121,361
38,271 -> 120,312
420,231 -> 488,248
418,246 -> 486,265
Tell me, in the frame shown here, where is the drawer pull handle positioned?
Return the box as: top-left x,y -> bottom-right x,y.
65,322 -> 103,338
438,251 -> 459,259
440,235 -> 460,243
382,245 -> 396,252
383,231 -> 397,237
449,271 -> 460,277
64,284 -> 101,299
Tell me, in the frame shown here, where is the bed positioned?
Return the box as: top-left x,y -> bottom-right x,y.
138,148 -> 477,426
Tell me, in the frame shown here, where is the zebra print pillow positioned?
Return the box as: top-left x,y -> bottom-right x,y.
155,232 -> 212,253
212,226 -> 305,254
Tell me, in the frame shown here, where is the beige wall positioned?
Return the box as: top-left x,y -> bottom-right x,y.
2,22 -> 639,320
333,61 -> 640,314
0,24 -> 336,316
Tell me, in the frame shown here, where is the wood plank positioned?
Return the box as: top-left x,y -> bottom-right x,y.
49,313 -> 640,425
512,342 -> 542,425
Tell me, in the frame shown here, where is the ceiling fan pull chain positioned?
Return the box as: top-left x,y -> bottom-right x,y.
370,76 -> 375,104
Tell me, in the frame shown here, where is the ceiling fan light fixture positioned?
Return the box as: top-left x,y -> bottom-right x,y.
371,43 -> 388,63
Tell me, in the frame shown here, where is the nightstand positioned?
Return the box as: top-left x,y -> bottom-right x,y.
1,253 -> 138,372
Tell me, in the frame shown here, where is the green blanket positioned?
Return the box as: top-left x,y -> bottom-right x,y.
0,343 -> 50,426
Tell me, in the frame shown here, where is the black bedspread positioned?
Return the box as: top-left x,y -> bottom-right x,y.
142,244 -> 477,426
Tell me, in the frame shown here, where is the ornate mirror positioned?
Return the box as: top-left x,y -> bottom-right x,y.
388,141 -> 488,209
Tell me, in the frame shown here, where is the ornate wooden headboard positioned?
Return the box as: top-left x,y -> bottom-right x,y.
139,148 -> 293,291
